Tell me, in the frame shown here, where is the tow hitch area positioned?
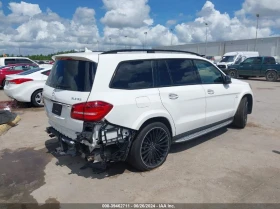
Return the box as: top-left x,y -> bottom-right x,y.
46,121 -> 135,173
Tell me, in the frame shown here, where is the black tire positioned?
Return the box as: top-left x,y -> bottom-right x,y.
2,79 -> 5,87
128,122 -> 171,171
31,89 -> 44,107
229,70 -> 238,78
232,97 -> 248,129
265,71 -> 278,82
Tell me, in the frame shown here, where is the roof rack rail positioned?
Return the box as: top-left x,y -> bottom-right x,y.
101,49 -> 202,56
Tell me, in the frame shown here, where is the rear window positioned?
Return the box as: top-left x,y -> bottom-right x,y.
110,60 -> 153,90
46,60 -> 97,92
264,57 -> 276,64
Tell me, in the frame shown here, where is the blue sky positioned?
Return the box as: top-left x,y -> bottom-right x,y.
1,0 -> 244,27
0,0 -> 279,54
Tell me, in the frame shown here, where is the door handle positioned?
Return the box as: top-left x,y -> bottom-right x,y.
169,93 -> 179,100
207,89 -> 214,95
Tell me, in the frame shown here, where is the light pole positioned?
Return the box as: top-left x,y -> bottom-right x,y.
144,32 -> 147,49
97,41 -> 99,51
125,36 -> 128,49
170,29 -> 173,46
109,37 -> 112,50
254,14 -> 260,51
205,23 -> 208,56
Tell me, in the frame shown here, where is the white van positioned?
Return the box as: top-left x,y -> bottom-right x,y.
217,51 -> 259,70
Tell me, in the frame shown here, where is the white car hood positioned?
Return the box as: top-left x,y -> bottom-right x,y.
217,62 -> 234,65
231,78 -> 248,85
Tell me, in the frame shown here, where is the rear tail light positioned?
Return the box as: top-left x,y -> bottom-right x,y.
71,101 -> 113,121
9,78 -> 33,84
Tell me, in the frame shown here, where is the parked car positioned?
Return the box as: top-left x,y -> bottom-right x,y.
4,67 -> 52,107
43,49 -> 253,172
0,63 -> 39,87
217,51 -> 259,70
225,56 -> 280,81
0,57 -> 53,69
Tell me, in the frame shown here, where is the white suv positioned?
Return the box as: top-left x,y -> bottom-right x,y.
43,50 -> 253,172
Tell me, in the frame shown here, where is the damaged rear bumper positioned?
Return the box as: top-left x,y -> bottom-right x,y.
46,121 -> 135,163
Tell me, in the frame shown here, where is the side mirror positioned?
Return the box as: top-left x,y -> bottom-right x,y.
224,75 -> 232,84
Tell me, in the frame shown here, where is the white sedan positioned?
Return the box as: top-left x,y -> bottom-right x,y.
4,67 -> 52,107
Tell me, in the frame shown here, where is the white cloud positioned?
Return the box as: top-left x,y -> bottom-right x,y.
0,2 -> 100,54
175,1 -> 272,43
9,1 -> 41,16
236,0 -> 280,17
0,0 -> 279,55
166,20 -> 177,26
101,0 -> 153,28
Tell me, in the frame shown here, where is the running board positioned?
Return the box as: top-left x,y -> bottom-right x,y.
174,119 -> 233,143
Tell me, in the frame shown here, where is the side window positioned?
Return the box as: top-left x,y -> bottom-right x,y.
165,59 -> 200,85
253,57 -> 262,64
264,57 -> 276,65
22,65 -> 30,71
4,59 -> 16,65
13,66 -> 23,70
110,60 -> 153,90
194,60 -> 224,84
17,59 -> 33,64
243,58 -> 255,64
154,60 -> 172,87
29,65 -> 37,69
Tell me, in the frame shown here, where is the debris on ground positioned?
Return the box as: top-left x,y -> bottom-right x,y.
0,110 -> 21,135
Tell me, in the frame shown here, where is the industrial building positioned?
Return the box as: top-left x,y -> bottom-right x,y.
155,36 -> 280,62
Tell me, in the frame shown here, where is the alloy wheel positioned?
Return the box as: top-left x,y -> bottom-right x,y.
35,92 -> 44,106
140,127 -> 170,168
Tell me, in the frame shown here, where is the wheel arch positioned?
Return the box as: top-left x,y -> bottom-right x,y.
243,94 -> 253,114
265,69 -> 278,74
31,88 -> 43,101
133,113 -> 176,137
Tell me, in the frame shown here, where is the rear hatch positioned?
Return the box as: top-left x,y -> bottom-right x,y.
43,56 -> 98,140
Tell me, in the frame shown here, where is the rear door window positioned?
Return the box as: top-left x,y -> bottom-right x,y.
165,59 -> 200,85
46,60 -> 97,92
154,60 -> 172,87
4,59 -> 16,65
110,60 -> 153,90
264,57 -> 276,64
13,66 -> 23,70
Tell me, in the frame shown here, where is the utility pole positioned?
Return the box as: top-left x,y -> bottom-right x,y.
170,29 -> 173,46
125,36 -> 128,49
205,23 -> 208,56
18,47 -> 21,56
254,14 -> 260,51
109,37 -> 112,50
144,32 -> 147,49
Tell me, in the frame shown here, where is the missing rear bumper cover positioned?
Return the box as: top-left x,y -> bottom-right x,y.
46,121 -> 135,165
